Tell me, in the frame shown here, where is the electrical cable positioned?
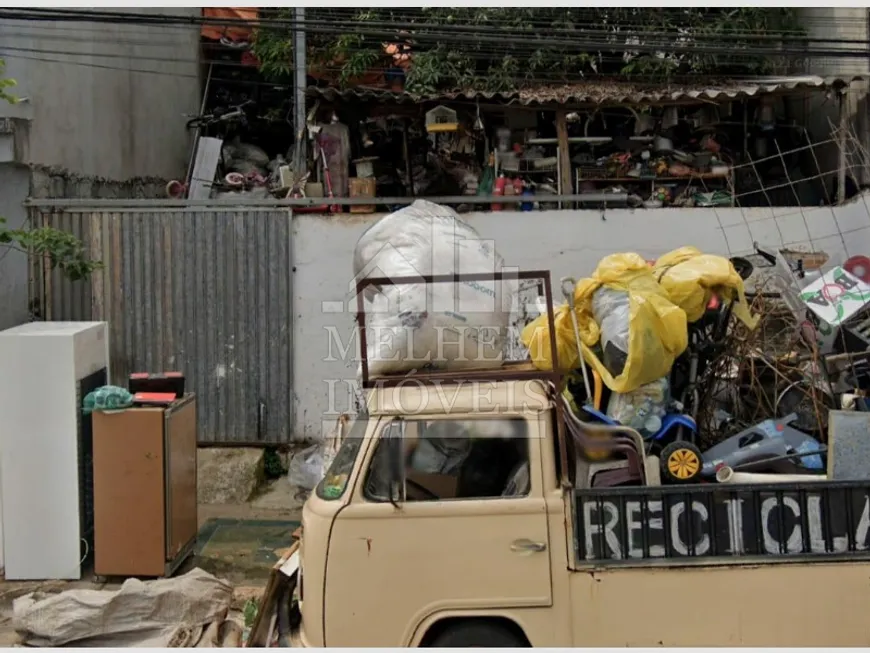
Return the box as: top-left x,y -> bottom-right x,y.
1,8 -> 867,95
2,42 -> 831,80
12,6 -> 870,44
4,48 -> 856,92
3,8 -> 870,59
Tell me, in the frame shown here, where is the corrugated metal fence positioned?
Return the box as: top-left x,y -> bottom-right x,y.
27,202 -> 294,444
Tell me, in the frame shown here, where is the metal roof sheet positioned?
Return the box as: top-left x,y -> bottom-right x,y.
306,75 -> 866,107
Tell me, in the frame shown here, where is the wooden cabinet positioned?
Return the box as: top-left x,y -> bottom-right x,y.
92,395 -> 198,578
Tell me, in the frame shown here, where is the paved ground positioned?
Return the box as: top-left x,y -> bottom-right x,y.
0,477 -> 306,645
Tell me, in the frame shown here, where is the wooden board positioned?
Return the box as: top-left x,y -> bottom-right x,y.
247,541 -> 300,648
93,408 -> 167,577
188,137 -> 223,200
166,396 -> 198,561
349,177 -> 376,214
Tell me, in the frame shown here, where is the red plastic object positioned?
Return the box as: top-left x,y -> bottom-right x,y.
845,255 -> 870,283
133,392 -> 176,406
492,175 -> 506,212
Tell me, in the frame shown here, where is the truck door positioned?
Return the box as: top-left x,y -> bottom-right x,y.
323,415 -> 553,646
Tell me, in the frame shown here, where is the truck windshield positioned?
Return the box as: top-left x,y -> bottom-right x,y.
315,417 -> 368,501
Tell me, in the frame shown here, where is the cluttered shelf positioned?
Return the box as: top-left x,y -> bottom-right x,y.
576,173 -> 730,182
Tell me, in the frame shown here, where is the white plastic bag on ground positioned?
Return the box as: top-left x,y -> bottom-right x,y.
288,444 -> 326,490
354,200 -> 515,377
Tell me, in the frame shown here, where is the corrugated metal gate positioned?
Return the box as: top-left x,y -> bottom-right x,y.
27,202 -> 294,444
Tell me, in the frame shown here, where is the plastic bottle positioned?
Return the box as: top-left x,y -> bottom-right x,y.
521,188 -> 534,211
492,175 -> 506,211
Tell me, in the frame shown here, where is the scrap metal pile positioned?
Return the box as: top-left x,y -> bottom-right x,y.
523,243 -> 870,486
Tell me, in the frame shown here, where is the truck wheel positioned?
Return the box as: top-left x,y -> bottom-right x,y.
660,441 -> 704,484
428,621 -> 526,648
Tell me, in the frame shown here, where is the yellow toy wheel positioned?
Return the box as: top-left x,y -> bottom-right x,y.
660,441 -> 704,484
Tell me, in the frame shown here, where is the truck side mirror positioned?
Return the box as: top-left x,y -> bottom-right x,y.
386,420 -> 406,504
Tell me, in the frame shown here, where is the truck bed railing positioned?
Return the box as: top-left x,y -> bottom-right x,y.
574,481 -> 870,566
354,270 -> 563,389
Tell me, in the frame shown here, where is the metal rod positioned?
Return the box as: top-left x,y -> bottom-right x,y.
838,90 -> 848,204
293,7 -> 307,172
730,447 -> 828,472
24,193 -> 631,210
559,276 -> 592,403
184,61 -> 213,192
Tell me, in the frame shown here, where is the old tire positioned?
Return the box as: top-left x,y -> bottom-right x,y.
660,440 -> 704,484
428,621 -> 525,648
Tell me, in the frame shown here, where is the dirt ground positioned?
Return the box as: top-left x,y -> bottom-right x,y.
0,480 -> 305,646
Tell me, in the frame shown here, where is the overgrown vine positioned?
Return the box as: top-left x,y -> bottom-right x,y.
253,8 -> 806,94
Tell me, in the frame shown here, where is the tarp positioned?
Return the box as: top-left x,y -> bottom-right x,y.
202,8 -> 257,43
13,568 -> 233,647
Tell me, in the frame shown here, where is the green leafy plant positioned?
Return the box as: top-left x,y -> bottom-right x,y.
0,218 -> 103,281
0,59 -> 102,282
243,599 -> 259,628
253,8 -> 805,94
264,447 -> 287,479
0,59 -> 16,104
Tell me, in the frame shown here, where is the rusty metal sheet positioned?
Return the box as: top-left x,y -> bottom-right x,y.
30,206 -> 293,444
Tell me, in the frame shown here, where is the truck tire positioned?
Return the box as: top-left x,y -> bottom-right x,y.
428,621 -> 526,647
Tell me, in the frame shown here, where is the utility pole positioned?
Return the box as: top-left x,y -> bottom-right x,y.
293,7 -> 307,171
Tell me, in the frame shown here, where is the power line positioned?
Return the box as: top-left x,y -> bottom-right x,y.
2,45 -> 842,95
13,6 -> 869,43
0,41 -> 815,79
3,7 -> 870,60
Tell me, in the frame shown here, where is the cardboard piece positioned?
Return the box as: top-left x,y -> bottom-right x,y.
799,266 -> 870,327
406,472 -> 458,500
827,410 -> 870,480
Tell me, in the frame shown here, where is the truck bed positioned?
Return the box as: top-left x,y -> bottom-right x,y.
366,360 -> 554,387
573,480 -> 870,565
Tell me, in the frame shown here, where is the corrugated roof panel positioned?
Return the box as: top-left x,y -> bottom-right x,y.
306,75 -> 866,106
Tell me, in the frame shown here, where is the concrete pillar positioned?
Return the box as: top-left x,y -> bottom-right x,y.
797,7 -> 870,190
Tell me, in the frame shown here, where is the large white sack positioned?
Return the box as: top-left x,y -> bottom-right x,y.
354,200 -> 515,377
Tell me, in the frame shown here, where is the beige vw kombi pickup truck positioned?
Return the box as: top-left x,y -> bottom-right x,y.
291,370 -> 870,648
289,272 -> 870,647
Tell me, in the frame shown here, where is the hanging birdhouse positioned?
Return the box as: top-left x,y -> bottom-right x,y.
425,105 -> 459,133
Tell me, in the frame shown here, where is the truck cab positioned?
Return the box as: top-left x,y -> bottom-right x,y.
292,370 -> 870,647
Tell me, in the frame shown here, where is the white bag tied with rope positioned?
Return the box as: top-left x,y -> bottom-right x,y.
353,200 -> 515,377
12,568 -> 232,648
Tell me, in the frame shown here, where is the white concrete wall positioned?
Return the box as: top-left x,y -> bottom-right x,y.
0,163 -> 31,330
0,9 -> 201,331
0,8 -> 201,180
291,199 -> 870,441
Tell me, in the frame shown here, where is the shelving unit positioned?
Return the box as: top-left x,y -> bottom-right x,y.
493,147 -> 563,209
575,168 -> 736,207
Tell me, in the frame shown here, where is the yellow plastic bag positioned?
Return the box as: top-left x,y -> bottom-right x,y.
653,246 -> 759,328
522,253 -> 688,393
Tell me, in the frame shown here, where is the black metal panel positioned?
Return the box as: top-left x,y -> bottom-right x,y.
574,482 -> 870,565
77,367 -> 107,565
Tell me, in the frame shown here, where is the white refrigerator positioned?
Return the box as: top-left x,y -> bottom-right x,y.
0,321 -> 109,580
